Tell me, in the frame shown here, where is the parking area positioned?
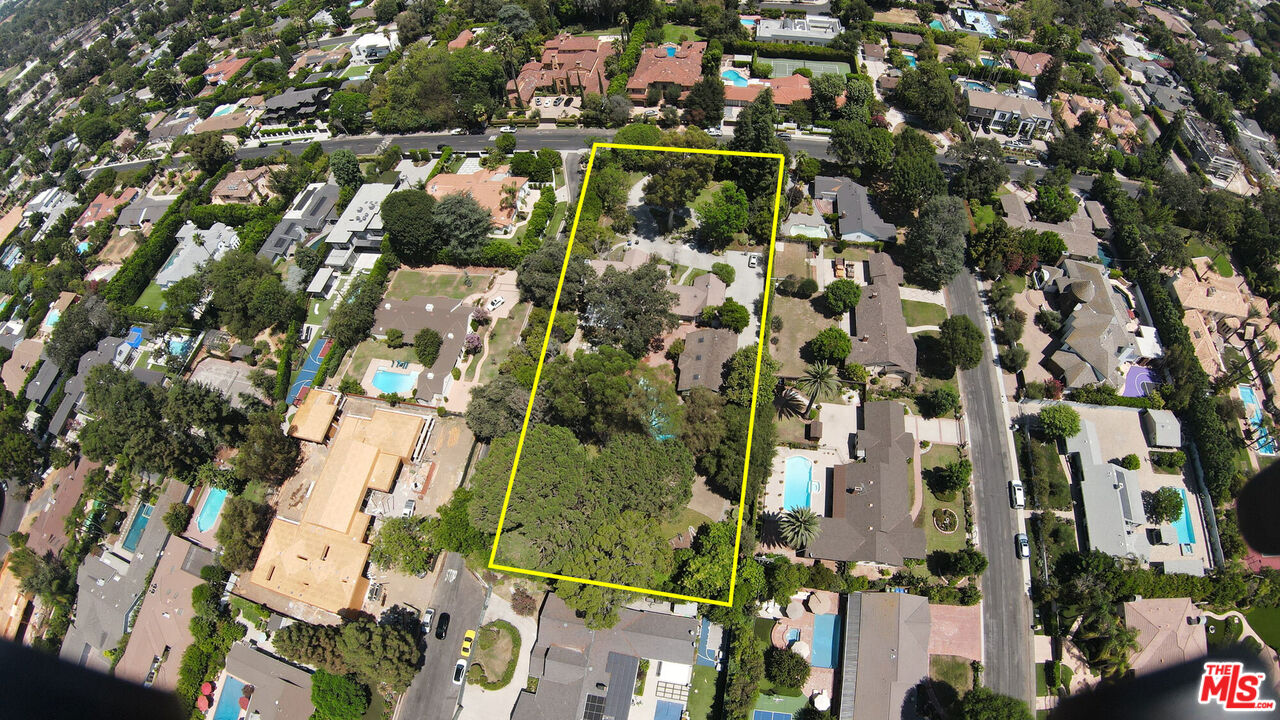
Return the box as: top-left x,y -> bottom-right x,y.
529,95 -> 579,119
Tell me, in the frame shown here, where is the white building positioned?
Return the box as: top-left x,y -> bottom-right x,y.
325,183 -> 396,269
351,32 -> 399,64
755,15 -> 843,46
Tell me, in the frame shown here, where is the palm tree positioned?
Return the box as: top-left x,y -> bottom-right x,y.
794,362 -> 841,415
500,184 -> 518,211
778,507 -> 822,549
773,385 -> 806,419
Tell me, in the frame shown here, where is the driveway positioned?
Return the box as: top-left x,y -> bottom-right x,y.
457,591 -> 540,720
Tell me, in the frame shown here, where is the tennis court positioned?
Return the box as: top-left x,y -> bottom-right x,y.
767,58 -> 851,78
753,711 -> 794,720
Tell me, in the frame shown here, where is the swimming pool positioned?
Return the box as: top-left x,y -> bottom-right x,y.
1239,385 -> 1276,455
783,456 -> 817,512
722,69 -> 749,87
1174,488 -> 1196,544
980,57 -> 997,67
197,487 -> 228,533
785,627 -> 800,644
76,240 -> 90,254
962,81 -> 992,93
43,309 -> 61,328
740,17 -> 757,26
372,368 -> 418,395
209,104 -> 238,117
125,327 -> 144,348
903,52 -> 917,67
789,224 -> 827,239
168,337 -> 192,357
122,504 -> 153,553
211,675 -> 248,720
929,20 -> 945,30
666,46 -> 676,57
811,613 -> 840,668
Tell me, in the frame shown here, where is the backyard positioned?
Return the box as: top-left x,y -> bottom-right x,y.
770,295 -> 837,377
1245,608 -> 1280,651
387,267 -> 494,301
920,444 -> 968,552
341,340 -> 419,388
470,303 -> 531,384
686,664 -> 721,720
136,281 -> 166,310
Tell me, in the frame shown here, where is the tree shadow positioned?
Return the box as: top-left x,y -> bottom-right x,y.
914,334 -> 956,380
630,204 -> 662,241
774,387 -> 807,419
759,511 -> 785,548
808,294 -> 842,320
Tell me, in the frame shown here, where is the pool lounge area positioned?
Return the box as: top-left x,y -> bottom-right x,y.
721,68 -> 749,87
1240,384 -> 1276,455
361,358 -> 425,399
197,488 -> 228,533
765,450 -> 835,519
209,674 -> 247,720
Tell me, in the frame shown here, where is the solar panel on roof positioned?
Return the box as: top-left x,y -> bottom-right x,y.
583,694 -> 606,720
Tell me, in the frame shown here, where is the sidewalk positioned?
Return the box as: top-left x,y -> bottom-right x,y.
458,592 -> 540,720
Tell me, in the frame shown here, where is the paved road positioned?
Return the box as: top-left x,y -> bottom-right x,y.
397,552 -> 488,720
947,271 -> 1034,707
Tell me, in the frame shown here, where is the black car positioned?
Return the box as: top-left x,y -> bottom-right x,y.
435,612 -> 451,639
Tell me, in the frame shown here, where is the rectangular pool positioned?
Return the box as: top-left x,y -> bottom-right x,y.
1175,488 -> 1196,545
782,456 -> 814,512
811,613 -> 841,669
211,675 -> 248,720
122,504 -> 153,553
1239,385 -> 1276,455
197,488 -> 228,533
372,367 -> 418,395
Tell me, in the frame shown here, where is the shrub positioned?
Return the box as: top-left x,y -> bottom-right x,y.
711,262 -> 736,285
823,278 -> 862,314
414,328 -> 442,366
1038,404 -> 1081,440
511,587 -> 539,616
163,503 -> 194,536
920,386 -> 960,418
311,670 -> 370,720
764,646 -> 811,689
1119,453 -> 1141,470
386,328 -> 403,347
1150,450 -> 1186,469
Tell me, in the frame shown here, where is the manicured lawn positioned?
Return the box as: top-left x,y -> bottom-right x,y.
921,475 -> 967,551
902,299 -> 947,328
682,268 -> 709,285
776,414 -> 809,445
997,274 -> 1027,293
922,444 -> 961,471
345,340 -> 419,385
475,303 -> 531,384
136,282 -> 166,310
663,24 -> 700,42
1245,608 -> 1280,651
930,654 -> 974,710
970,202 -> 996,232
822,245 -> 874,262
547,201 -> 568,238
687,664 -> 720,720
1185,235 -> 1233,276
753,618 -> 776,644
658,507 -> 714,543
770,295 -> 836,378
1206,615 -> 1244,649
387,267 -> 493,300
580,26 -> 622,36
309,273 -> 351,325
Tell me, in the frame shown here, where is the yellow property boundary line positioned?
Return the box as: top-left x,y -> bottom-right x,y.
488,142 -> 786,606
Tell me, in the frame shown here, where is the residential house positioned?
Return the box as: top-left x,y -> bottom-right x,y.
247,398 -> 429,616
1234,113 -> 1280,184
676,328 -> 737,392
202,55 -> 250,85
1000,192 -> 1099,259
1183,309 -> 1225,377
258,182 -> 339,262
147,110 -> 197,144
350,32 -> 398,64
211,167 -> 276,205
1004,49 -> 1052,76
1170,256 -> 1265,324
1144,5 -> 1194,36
115,538 -> 211,691
805,400 -> 926,566
669,273 -> 727,320
48,335 -> 135,437
1066,417 -> 1152,562
220,642 -> 316,720
862,43 -> 886,62
1122,598 -> 1208,676
425,167 -> 530,234
812,176 -> 895,243
25,459 -> 98,558
188,110 -> 254,136
23,187 -> 69,218
847,254 -> 917,383
73,188 -> 139,229
964,89 -> 1053,138
1140,408 -> 1182,449
512,594 -> 699,720
1143,84 -> 1192,113
325,182 -> 395,268
261,87 -> 330,124
448,29 -> 474,50
1182,114 -> 1241,181
371,297 -> 473,403
507,33 -> 614,106
626,41 -> 707,104
755,15 -> 844,45
723,74 -> 812,113
1056,93 -> 1141,151
25,354 -> 61,407
1084,200 -> 1112,238
953,8 -> 1005,37
1040,259 -> 1153,388
1,339 -> 42,393
289,45 -> 350,76
840,592 -> 932,720
154,222 -> 241,288
116,195 -> 176,231
1122,57 -> 1175,87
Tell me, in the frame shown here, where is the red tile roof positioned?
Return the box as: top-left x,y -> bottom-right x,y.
203,56 -> 250,84
506,33 -> 614,105
74,188 -> 139,229
448,29 -> 474,50
626,42 -> 707,98
1005,49 -> 1053,76
724,73 -> 811,106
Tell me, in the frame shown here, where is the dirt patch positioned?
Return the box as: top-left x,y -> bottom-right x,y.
98,229 -> 141,262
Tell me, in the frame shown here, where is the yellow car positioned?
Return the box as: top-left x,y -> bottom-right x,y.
460,630 -> 477,658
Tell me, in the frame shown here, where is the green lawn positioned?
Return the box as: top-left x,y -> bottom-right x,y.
753,618 -> 776,644
1185,235 -> 1233,277
548,201 -> 568,238
1015,433 -> 1072,510
662,24 -> 700,42
309,274 -> 351,324
136,282 -> 166,310
658,507 -> 713,543
1245,608 -> 1280,651
902,299 -> 947,328
771,295 -> 837,378
682,268 -> 709,285
387,268 -> 493,300
687,664 -> 720,720
476,303 -> 531,385
345,340 -> 419,385
930,654 -> 974,711
1206,615 -> 1244,649
580,26 -> 622,36
822,245 -> 874,262
970,202 -> 996,232
921,445 -> 967,552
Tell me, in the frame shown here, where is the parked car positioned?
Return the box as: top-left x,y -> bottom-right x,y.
422,608 -> 435,635
1009,480 -> 1025,509
534,98 -> 543,106
1016,533 -> 1031,559
452,660 -> 466,685
486,296 -> 506,311
1024,158 -> 1042,167
402,499 -> 415,517
747,253 -> 760,268
449,127 -> 465,135
499,126 -> 516,133
1004,156 -> 1019,163
775,131 -> 792,139
563,97 -> 575,107
644,109 -> 659,117
460,630 -> 477,658
705,127 -> 723,136
552,97 -> 563,107
435,612 -> 451,639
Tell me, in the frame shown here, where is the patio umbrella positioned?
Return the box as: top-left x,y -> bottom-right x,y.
239,697 -> 250,710
196,696 -> 210,713
785,599 -> 805,618
200,682 -> 213,695
806,592 -> 831,614
813,693 -> 831,712
791,640 -> 811,660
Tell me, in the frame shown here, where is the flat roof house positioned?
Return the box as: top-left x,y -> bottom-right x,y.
154,222 -> 241,289
839,592 -> 931,720
1123,598 -> 1207,677
325,182 -> 395,269
512,594 -> 699,720
964,89 -> 1053,138
1066,417 -> 1152,562
1182,113 -> 1241,181
372,296 -> 474,403
626,41 -> 706,104
813,176 -> 895,243
507,33 -> 614,106
247,402 -> 428,616
350,31 -> 398,64
258,182 -> 339,263
1141,408 -> 1182,449
806,400 -> 925,566
755,15 -> 844,46
425,167 -> 530,235
676,328 -> 738,392
847,254 -> 916,383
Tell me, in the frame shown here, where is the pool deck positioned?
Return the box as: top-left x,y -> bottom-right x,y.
767,589 -> 840,700
184,485 -> 224,551
764,448 -> 838,518
361,358 -> 425,398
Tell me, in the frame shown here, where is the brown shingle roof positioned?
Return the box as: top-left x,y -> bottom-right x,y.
676,328 -> 737,392
847,254 -> 916,378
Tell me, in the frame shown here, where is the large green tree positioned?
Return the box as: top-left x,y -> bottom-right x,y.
215,496 -> 272,572
381,190 -> 437,263
591,433 -> 694,518
581,262 -> 678,357
949,138 -> 1009,200
555,512 -> 672,628
370,45 -> 505,131
727,89 -> 788,198
310,670 -> 370,720
895,61 -> 959,131
904,195 -> 968,289
882,151 -> 946,223
232,412 -> 301,484
435,192 -> 493,263
696,181 -> 749,248
939,315 -> 985,371
683,75 -> 726,128
369,517 -> 436,575
957,688 -> 1033,720
466,374 -> 541,440
186,132 -> 233,175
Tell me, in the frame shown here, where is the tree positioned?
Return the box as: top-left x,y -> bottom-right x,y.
804,327 -> 851,365
163,503 -> 194,535
764,646 -> 811,689
555,512 -> 672,628
496,4 -> 535,37
830,120 -> 894,173
932,547 -> 988,577
331,150 -> 362,189
882,152 -> 945,223
722,344 -> 781,407
822,278 -> 862,314
904,196 -> 967,289
369,517 -> 436,575
381,190 -> 437,263
1038,404 -> 1082,440
590,434 -> 694,518
466,375 -> 540,440
414,328 -> 443,367
495,133 -> 517,155
711,262 -> 736,285
581,262 -> 678,357
215,497 -> 272,572
47,294 -> 114,373
998,344 -> 1029,372
696,181 -> 749,248
329,92 -> 369,134
373,0 -> 398,24
920,386 -> 960,418
949,138 -> 1009,200
146,69 -> 181,105
1030,183 -> 1079,223
336,617 -> 422,691
727,89 -> 789,198
186,132 -> 233,175
517,240 -> 589,310
369,45 -> 504,132
1143,486 -> 1184,523
311,670 -> 370,720
895,61 -> 959,131
794,362 -> 840,415
957,688 -> 1033,720
939,315 -> 984,371
644,136 -> 716,229
434,192 -> 493,263
933,458 -> 973,494
778,507 -> 822,549
683,75 -> 726,128
1035,54 -> 1064,100
233,413 -> 301,484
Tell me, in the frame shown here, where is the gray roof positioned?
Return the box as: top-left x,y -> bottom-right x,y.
1067,417 -> 1152,561
814,176 -> 895,242
224,643 -> 315,720
1144,84 -> 1191,112
807,401 -> 926,565
1046,259 -> 1137,388
25,355 -> 61,405
371,296 -> 472,400
262,86 -> 328,116
115,195 -> 176,228
259,183 -> 339,262
49,336 -> 129,435
154,222 -> 240,287
513,594 -> 699,720
840,592 -> 931,720
846,254 -> 916,379
1141,408 -> 1181,448
676,328 -> 737,392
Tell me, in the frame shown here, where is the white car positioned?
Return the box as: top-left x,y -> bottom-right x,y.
422,607 -> 435,635
486,296 -> 506,311
402,499 -> 416,517
499,126 -> 516,133
705,127 -> 723,137
534,98 -> 543,106
449,128 -> 465,135
1024,158 -> 1042,167
1009,480 -> 1025,509
747,254 -> 760,269
452,660 -> 467,685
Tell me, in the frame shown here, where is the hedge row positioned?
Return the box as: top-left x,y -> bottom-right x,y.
102,173 -> 210,307
466,620 -> 522,690
1067,383 -> 1160,409
521,186 -> 557,248
188,203 -> 277,229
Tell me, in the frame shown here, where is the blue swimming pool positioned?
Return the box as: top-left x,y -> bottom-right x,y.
197,487 -> 228,533
930,20 -> 945,30
722,69 -> 749,87
209,104 -> 238,117
740,17 -> 757,26
168,337 -> 192,357
43,309 -> 61,328
76,240 -> 90,254
962,81 -> 992,93
1174,488 -> 1196,544
783,456 -> 816,512
655,700 -> 685,720
981,57 -> 997,67
372,367 -> 418,395
122,504 -> 152,553
211,675 -> 248,720
904,52 -> 917,67
1240,385 -> 1276,455
126,326 -> 144,348
785,627 -> 800,644
811,613 -> 840,668
666,46 -> 675,57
